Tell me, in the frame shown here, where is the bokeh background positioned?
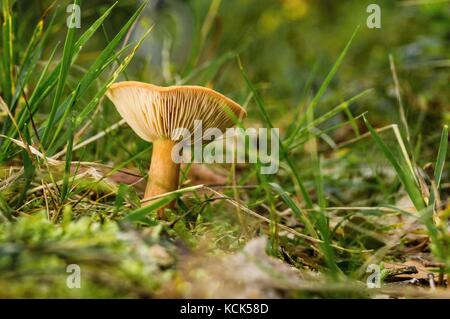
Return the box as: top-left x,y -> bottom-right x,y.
15,0 -> 450,164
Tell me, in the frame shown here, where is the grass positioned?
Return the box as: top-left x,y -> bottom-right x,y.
0,0 -> 449,298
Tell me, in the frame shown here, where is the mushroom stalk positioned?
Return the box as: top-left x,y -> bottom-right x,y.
144,139 -> 180,216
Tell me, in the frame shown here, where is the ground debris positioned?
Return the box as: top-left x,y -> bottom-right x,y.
382,258 -> 443,287
161,237 -> 309,298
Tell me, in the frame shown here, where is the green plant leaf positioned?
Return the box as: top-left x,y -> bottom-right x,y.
125,196 -> 177,222
364,115 -> 426,211
435,125 -> 448,188
41,0 -> 81,147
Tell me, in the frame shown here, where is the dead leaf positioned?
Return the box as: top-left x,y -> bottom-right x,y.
383,259 -> 436,284
105,167 -> 145,192
184,164 -> 227,186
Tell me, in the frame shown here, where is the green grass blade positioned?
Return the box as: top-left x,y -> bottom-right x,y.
79,41 -> 150,122
287,26 -> 360,145
364,116 -> 426,211
74,1 -> 147,98
0,43 -> 60,159
181,0 -> 221,77
28,0 -> 117,109
72,1 -> 118,61
11,18 -> 44,107
17,129 -> 35,206
41,0 -> 80,147
43,2 -> 148,152
286,89 -> 372,149
238,57 -> 274,129
49,85 -> 80,149
49,26 -> 152,154
60,117 -> 74,201
0,193 -> 14,221
114,184 -> 128,213
239,58 -> 313,208
1,0 -> 14,104
238,27 -> 360,209
124,196 -> 177,222
389,55 -> 411,145
285,59 -> 321,141
0,1 -> 119,157
308,26 -> 360,113
269,182 -> 318,238
180,49 -> 241,85
11,8 -> 57,110
314,156 -> 326,208
344,104 -> 361,137
314,206 -> 341,279
434,125 -> 448,188
41,43 -> 132,143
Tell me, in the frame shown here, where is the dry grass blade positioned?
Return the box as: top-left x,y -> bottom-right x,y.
205,187 -> 370,253
0,135 -> 59,165
52,119 -> 126,159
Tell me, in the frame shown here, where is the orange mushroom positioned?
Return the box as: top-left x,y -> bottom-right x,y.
107,81 -> 246,217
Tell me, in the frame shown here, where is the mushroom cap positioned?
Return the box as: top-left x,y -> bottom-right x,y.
106,81 -> 246,142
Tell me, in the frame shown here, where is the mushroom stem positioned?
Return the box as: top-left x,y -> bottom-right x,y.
144,139 -> 180,217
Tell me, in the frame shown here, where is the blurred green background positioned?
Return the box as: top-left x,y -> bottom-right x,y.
13,0 -> 448,162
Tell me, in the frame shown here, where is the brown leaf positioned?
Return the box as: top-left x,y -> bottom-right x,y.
383,259 -> 435,282
183,164 -> 227,186
106,167 -> 145,191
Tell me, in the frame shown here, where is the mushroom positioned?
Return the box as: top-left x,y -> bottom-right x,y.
106,81 -> 246,217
